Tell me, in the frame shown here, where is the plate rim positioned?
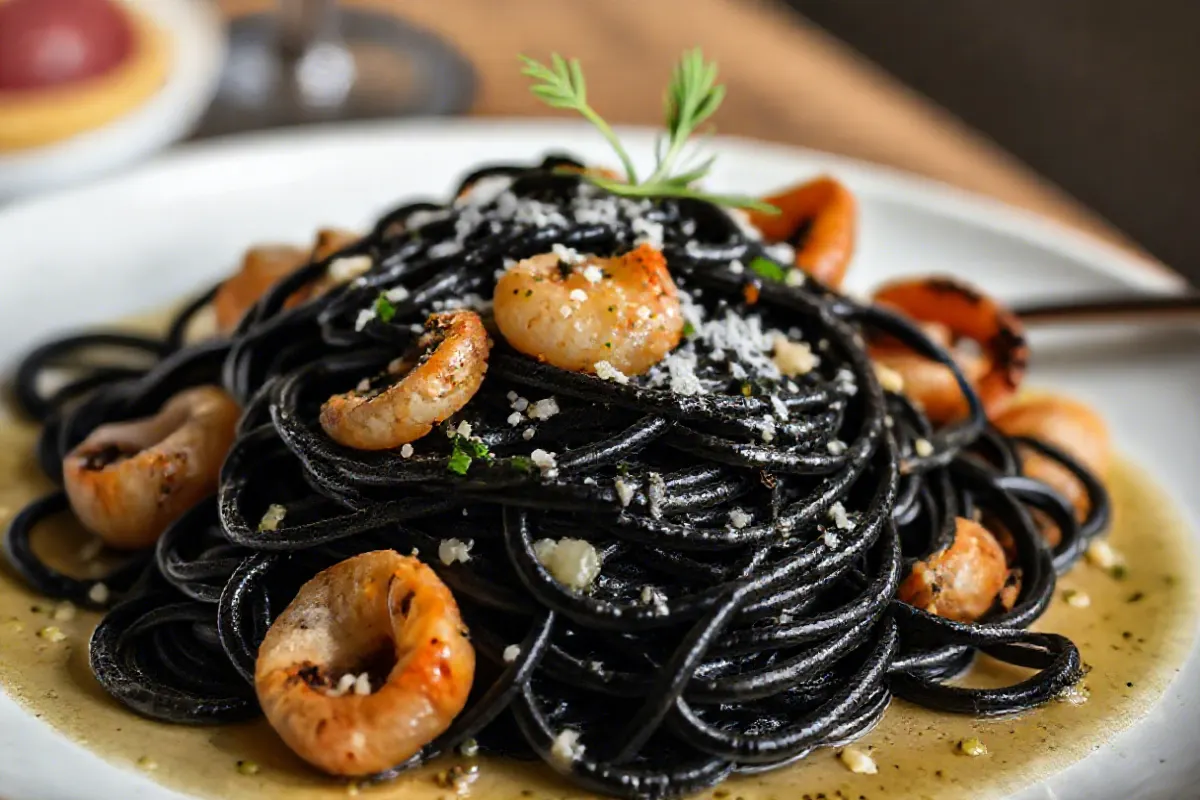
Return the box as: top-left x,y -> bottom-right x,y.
0,0 -> 226,197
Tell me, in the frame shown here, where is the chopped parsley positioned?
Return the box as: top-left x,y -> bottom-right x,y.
510,455 -> 535,473
374,293 -> 397,323
682,320 -> 696,337
747,256 -> 787,282
447,435 -> 491,476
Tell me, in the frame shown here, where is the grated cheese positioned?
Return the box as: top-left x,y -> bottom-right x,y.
258,503 -> 287,532
507,412 -> 524,427
552,243 -> 586,265
383,286 -> 410,303
839,746 -> 878,774
826,439 -> 847,456
914,438 -> 934,457
827,501 -> 853,530
522,428 -> 537,441
614,477 -> 636,507
761,416 -> 777,443
773,336 -> 819,377
729,508 -> 752,529
551,729 -> 585,765
354,309 -> 375,331
533,538 -> 601,590
594,360 -> 630,385
582,264 -> 604,284
527,398 -> 560,420
640,585 -> 669,614
874,363 -> 905,393
88,582 -> 110,605
631,217 -> 665,249
530,449 -> 558,477
328,255 -> 373,284
766,242 -> 796,264
503,644 -> 521,663
438,538 -> 474,565
455,174 -> 515,207
1085,539 -> 1123,570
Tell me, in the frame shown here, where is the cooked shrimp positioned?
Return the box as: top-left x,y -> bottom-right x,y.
746,176 -> 857,288
493,243 -> 683,376
214,245 -> 308,333
995,394 -> 1110,521
214,229 -> 360,333
898,517 -> 1012,622
871,277 -> 1028,423
320,310 -> 490,451
62,386 -> 239,549
255,550 -> 474,776
313,228 -> 359,261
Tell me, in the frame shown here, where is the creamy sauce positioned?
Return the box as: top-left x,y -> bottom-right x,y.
0,370 -> 1195,799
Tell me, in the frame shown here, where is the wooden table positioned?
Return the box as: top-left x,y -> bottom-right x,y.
219,0 -> 1146,259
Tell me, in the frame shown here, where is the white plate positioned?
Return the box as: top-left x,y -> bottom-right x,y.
0,120 -> 1197,800
0,0 -> 225,201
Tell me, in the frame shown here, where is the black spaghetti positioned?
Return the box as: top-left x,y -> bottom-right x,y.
4,156 -> 1110,799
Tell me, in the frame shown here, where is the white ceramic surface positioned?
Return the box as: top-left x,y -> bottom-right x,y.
0,120 -> 1197,800
0,0 -> 225,201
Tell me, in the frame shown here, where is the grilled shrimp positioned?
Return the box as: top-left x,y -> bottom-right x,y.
62,386 -> 239,549
255,550 -> 475,776
898,517 -> 1013,622
995,394 -> 1110,521
213,229 -> 360,333
871,277 -> 1028,423
214,245 -> 308,333
747,176 -> 857,288
493,243 -> 683,377
320,310 -> 490,450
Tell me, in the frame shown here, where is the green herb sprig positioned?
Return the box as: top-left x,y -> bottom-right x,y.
373,293 -> 397,324
448,435 -> 491,476
520,49 -> 777,214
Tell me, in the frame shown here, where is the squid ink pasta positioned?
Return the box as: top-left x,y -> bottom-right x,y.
5,155 -> 1112,799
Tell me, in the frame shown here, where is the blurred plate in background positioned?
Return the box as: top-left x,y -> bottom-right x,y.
0,0 -> 224,201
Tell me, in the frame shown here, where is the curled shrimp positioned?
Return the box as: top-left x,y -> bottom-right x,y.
898,517 -> 1014,622
255,550 -> 474,776
62,386 -> 239,549
995,394 -> 1110,522
746,176 -> 857,288
320,310 -> 490,451
213,229 -> 360,333
493,243 -> 683,376
214,245 -> 308,333
871,277 -> 1029,423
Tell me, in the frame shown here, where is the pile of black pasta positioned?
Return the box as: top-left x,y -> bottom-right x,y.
5,156 -> 1110,799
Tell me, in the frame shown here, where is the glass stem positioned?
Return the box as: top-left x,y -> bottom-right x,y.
278,0 -> 341,60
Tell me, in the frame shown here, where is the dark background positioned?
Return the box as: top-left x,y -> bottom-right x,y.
786,0 -> 1199,283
